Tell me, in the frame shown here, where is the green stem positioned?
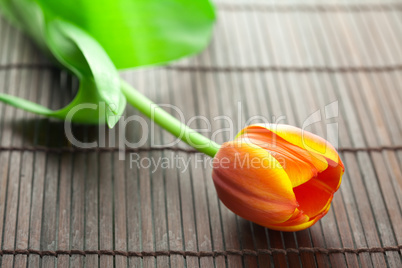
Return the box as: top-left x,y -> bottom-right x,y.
121,80 -> 220,158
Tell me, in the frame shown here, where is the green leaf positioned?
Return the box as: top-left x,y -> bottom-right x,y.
0,0 -> 215,126
0,2 -> 126,126
36,0 -> 216,69
46,19 -> 126,124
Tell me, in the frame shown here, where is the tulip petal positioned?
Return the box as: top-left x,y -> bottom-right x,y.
267,219 -> 316,232
293,176 -> 334,219
237,128 -> 327,187
239,124 -> 340,166
212,141 -> 298,225
316,158 -> 344,193
242,126 -> 344,193
267,205 -> 331,232
281,208 -> 310,226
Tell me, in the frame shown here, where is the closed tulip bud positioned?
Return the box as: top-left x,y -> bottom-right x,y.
212,124 -> 344,232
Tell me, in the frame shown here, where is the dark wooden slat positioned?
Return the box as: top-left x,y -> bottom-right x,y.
1,149 -> 22,268
317,11 -> 390,267
0,18 -> 24,268
282,232 -> 302,268
14,45 -> 44,268
268,231 -> 287,268
359,12 -> 402,142
130,72 -> 157,268
99,152 -> 114,267
113,152 -> 128,268
180,68 -> 217,267
193,68 -> 228,262
84,152 -> 99,267
177,151 -> 200,268
7,73 -> 36,254
39,58 -> 65,268
163,150 -> 185,268
344,153 -> 387,267
190,61 -> 228,266
13,151 -> 34,268
330,10 -> 402,266
27,152 -> 46,268
190,161 -> 216,268
331,190 -> 363,267
370,152 -> 402,261
338,154 -> 374,268
148,69 -> 171,268
139,151 -> 157,268
0,21 -> 11,265
347,10 -> 402,241
309,225 -> 330,268
295,230 -> 318,268
383,150 -> 402,209
40,153 -> 59,268
55,154 -> 72,268
320,207 -> 348,267
150,150 -> 171,267
1,50 -> 26,268
170,70 -> 202,267
361,152 -> 402,267
70,153 -> 86,268
152,70 -> 185,268
338,12 -> 396,147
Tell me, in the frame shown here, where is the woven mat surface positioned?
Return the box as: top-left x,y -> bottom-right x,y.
1,0 -> 402,267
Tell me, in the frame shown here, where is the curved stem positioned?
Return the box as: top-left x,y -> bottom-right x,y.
121,80 -> 220,158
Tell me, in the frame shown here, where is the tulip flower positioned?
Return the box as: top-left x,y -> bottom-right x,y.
212,124 -> 344,232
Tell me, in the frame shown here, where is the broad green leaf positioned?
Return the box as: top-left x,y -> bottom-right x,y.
0,0 -> 126,126
46,19 -> 126,126
36,0 -> 216,69
0,0 -> 215,126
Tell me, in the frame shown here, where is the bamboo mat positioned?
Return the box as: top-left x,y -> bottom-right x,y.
1,0 -> 402,267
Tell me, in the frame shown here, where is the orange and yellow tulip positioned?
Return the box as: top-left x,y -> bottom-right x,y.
212,124 -> 344,232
